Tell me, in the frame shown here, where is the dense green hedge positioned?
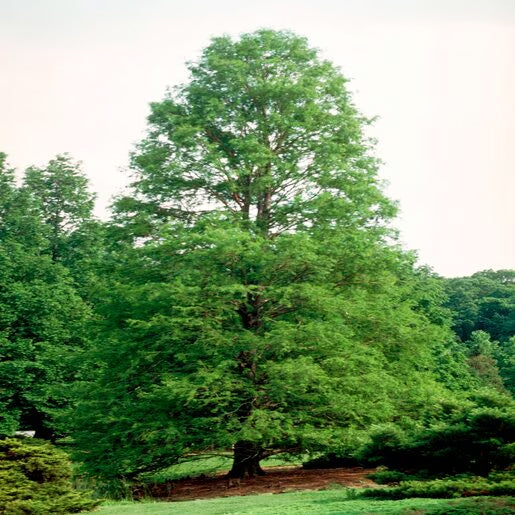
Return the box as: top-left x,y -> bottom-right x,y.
366,468 -> 419,484
359,408 -> 514,475
304,407 -> 515,476
361,473 -> 515,500
0,437 -> 99,514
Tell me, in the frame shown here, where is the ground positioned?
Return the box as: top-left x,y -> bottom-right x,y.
133,466 -> 378,501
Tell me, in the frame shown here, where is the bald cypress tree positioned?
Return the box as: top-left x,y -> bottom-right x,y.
72,31 -> 465,480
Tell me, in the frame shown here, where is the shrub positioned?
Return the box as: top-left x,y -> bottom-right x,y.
366,469 -> 417,484
357,424 -> 411,468
423,496 -> 515,514
359,408 -> 515,475
361,473 -> 515,500
0,437 -> 99,514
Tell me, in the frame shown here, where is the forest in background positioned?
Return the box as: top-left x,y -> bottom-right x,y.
0,29 -> 513,513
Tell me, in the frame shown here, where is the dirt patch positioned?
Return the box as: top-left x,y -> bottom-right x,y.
133,466 -> 378,501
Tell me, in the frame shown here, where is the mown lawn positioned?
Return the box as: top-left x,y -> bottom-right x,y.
89,491 -> 515,514
139,453 -> 301,482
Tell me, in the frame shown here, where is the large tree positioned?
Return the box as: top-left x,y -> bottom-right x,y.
73,30 -> 469,480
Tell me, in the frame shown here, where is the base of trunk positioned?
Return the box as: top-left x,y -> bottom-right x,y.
227,440 -> 266,479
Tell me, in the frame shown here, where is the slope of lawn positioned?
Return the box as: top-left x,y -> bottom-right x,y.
90,490 -> 515,515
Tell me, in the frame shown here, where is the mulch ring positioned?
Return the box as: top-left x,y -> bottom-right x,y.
133,466 -> 379,501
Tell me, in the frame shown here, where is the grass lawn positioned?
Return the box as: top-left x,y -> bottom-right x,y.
90,491 -> 515,514
140,453 -> 301,482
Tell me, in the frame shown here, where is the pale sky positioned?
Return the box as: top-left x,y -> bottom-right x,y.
1,0 -> 514,277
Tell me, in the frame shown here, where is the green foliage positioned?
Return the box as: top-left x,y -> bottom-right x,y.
421,497 -> 515,515
461,330 -> 507,393
118,28 -> 396,238
23,155 -> 96,263
443,270 -> 515,394
358,406 -> 515,475
0,241 -> 91,438
22,154 -> 105,299
72,219 -> 466,480
361,473 -> 515,500
443,270 -> 515,344
499,336 -> 515,393
0,437 -> 98,514
366,469 -> 418,484
0,154 -> 93,439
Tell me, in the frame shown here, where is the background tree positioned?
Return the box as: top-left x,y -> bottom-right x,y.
443,270 -> 515,344
465,331 -> 505,392
498,336 -> 515,393
443,270 -> 515,394
72,30 -> 476,480
23,154 -> 106,301
23,154 -> 96,264
0,154 -> 91,439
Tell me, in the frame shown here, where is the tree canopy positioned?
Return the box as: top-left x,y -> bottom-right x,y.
117,29 -> 395,239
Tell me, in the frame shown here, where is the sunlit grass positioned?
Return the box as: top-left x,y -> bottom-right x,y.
89,491 -> 515,514
140,453 -> 303,483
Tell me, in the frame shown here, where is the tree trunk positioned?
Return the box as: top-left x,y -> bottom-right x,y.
227,440 -> 266,478
26,412 -> 56,441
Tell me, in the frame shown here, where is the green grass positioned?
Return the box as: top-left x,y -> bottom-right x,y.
140,453 -> 302,483
89,491 -> 515,514
141,455 -> 232,482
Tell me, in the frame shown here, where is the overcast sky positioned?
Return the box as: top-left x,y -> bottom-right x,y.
1,0 -> 514,277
